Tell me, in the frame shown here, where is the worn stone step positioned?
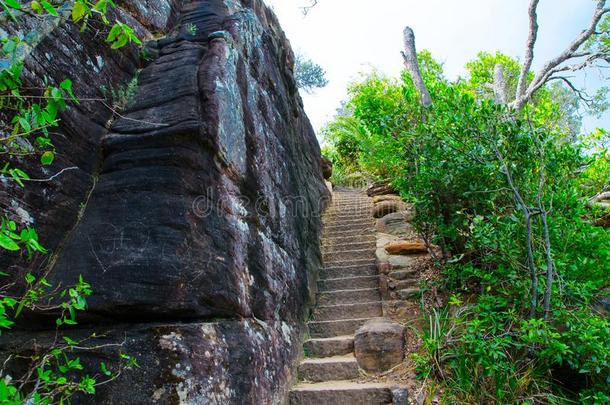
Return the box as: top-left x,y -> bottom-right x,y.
387,268 -> 419,280
298,355 -> 359,382
325,216 -> 374,225
324,218 -> 375,229
304,335 -> 354,358
324,223 -> 374,234
396,287 -> 420,300
326,208 -> 371,215
323,249 -> 375,263
322,241 -> 376,253
314,301 -> 382,321
318,275 -> 379,291
324,257 -> 376,267
324,228 -> 375,238
323,234 -> 376,245
290,382 -> 399,405
326,212 -> 372,219
322,263 -> 377,279
318,288 -> 380,306
389,279 -> 419,290
330,200 -> 373,209
308,317 -> 371,338
324,213 -> 373,221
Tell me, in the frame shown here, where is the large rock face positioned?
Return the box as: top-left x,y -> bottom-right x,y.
0,0 -> 329,403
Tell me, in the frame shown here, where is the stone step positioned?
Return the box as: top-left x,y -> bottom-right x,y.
325,212 -> 372,219
329,202 -> 370,206
322,232 -> 377,241
318,288 -> 380,306
323,249 -> 375,263
322,263 -> 377,279
304,335 -> 354,358
324,223 -> 374,234
290,382 -> 398,405
326,207 -> 371,214
318,275 -> 379,291
389,279 -> 419,290
324,212 -> 373,221
322,241 -> 376,253
298,355 -> 360,382
323,220 -> 374,230
325,216 -> 374,224
396,287 -> 420,300
324,257 -> 376,267
308,317 -> 371,338
387,268 -> 419,280
314,301 -> 382,321
324,229 -> 375,238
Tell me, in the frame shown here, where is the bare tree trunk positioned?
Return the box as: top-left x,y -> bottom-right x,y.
401,26 -> 432,107
493,64 -> 508,104
515,0 -> 540,103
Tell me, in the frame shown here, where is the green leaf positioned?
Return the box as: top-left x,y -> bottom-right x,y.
93,0 -> 106,13
0,234 -> 19,251
100,361 -> 111,376
2,39 -> 16,54
40,151 -> 54,166
40,0 -> 58,16
71,2 -> 86,21
3,0 -> 21,10
60,79 -> 78,103
31,0 -> 41,13
106,23 -> 121,42
18,117 -> 30,133
63,336 -> 77,345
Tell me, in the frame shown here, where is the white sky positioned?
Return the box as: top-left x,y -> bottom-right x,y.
264,0 -> 609,136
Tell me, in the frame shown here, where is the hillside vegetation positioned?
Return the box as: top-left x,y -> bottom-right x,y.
322,51 -> 610,403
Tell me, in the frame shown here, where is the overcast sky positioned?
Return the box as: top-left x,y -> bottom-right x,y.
264,0 -> 609,136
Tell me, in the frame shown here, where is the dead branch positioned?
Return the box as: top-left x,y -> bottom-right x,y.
401,26 -> 432,107
300,0 -> 318,15
516,0 -> 540,100
511,0 -> 609,110
588,191 -> 610,209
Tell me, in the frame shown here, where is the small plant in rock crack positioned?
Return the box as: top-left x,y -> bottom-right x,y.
110,73 -> 140,112
186,23 -> 198,36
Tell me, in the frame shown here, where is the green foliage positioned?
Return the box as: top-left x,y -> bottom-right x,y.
0,1 -> 142,402
110,72 -> 140,111
579,128 -> 609,194
325,50 -> 610,402
0,217 -> 46,256
106,21 -> 142,49
464,51 -> 522,101
294,54 -> 328,92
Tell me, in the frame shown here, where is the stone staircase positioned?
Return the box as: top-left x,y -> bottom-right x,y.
289,189 -> 404,405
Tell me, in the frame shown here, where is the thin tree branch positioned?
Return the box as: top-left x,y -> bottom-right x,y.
491,138 -> 538,318
21,166 -> 79,182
